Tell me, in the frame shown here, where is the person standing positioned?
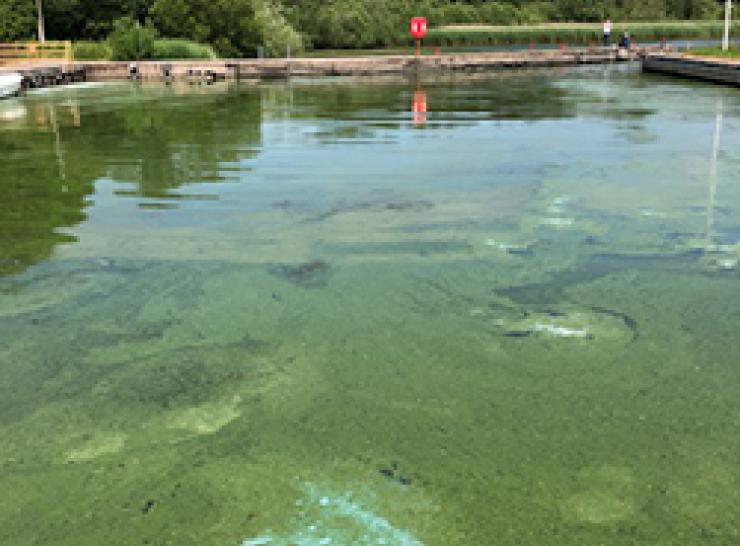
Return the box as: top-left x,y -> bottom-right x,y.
618,32 -> 631,49
603,17 -> 612,47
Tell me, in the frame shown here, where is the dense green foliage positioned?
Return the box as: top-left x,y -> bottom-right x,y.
73,38 -> 216,61
0,0 -> 737,54
72,40 -> 112,60
152,38 -> 217,59
107,16 -> 157,60
0,0 -> 36,41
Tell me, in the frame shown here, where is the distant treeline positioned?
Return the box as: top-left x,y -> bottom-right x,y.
0,0 -> 734,55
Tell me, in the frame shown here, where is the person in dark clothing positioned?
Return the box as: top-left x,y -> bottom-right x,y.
618,32 -> 631,49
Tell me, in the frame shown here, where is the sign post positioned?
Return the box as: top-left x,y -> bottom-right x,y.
722,0 -> 732,51
410,17 -> 428,58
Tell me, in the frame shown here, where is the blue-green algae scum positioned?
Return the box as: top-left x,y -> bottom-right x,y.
1,65 -> 739,546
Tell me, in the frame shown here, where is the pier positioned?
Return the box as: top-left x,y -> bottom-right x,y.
84,48 -> 645,81
0,47 -> 653,92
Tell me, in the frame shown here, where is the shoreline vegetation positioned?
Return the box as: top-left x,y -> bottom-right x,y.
64,20 -> 740,62
1,0 -> 739,60
427,20 -> 740,47
66,20 -> 739,62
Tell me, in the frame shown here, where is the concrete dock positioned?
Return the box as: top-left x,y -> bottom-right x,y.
643,53 -> 740,86
84,48 -> 643,81
2,63 -> 86,90
0,47 -> 650,91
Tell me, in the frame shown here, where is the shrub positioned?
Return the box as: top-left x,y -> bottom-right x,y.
0,0 -> 36,41
253,0 -> 304,57
152,39 -> 217,59
73,41 -> 112,61
425,20 -> 740,48
479,3 -> 523,26
108,17 -> 157,61
435,3 -> 482,25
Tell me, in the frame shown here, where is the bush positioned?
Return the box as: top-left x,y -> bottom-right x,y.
150,0 -> 302,58
152,39 -> 217,59
0,0 -> 36,41
435,3 -> 482,25
519,3 -> 556,24
479,3 -> 523,26
253,0 -> 304,56
73,41 -> 112,60
309,0 -> 408,49
108,17 -> 157,61
425,20 -> 740,48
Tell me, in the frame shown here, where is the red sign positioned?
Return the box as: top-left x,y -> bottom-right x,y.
410,17 -> 427,40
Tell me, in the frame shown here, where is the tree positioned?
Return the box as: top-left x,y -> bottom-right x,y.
150,0 -> 301,57
0,0 -> 36,41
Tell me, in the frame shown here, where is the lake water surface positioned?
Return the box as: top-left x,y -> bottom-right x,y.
1,65 -> 739,545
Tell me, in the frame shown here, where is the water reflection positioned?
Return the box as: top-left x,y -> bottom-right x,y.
1,70 -> 737,281
412,89 -> 427,126
0,83 -> 264,276
706,98 -> 723,243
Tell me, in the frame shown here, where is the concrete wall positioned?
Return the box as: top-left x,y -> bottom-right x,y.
643,54 -> 740,86
80,49 -> 643,82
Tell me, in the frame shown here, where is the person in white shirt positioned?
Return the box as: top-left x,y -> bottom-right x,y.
603,18 -> 612,47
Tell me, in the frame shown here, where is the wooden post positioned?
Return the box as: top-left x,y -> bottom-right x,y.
416,39 -> 421,58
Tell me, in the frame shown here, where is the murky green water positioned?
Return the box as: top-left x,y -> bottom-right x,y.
1,65 -> 739,546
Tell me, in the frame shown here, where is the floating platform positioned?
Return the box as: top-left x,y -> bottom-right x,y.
643,53 -> 740,86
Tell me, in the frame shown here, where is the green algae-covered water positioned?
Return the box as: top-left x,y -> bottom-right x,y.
1,66 -> 739,546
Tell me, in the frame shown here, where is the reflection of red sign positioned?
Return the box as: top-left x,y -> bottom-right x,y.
410,17 -> 428,39
412,90 -> 427,125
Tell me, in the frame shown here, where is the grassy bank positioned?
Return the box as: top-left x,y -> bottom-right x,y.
689,47 -> 740,58
427,21 -> 740,46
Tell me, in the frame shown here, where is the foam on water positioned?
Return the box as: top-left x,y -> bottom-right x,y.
242,484 -> 423,546
533,323 -> 590,338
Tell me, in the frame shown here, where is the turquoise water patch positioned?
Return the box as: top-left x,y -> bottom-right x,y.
243,483 -> 423,546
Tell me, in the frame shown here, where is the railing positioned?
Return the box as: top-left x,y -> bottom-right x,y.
0,41 -> 73,66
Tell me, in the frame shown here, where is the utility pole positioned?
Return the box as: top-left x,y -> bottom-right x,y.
723,0 -> 732,51
36,0 -> 46,43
